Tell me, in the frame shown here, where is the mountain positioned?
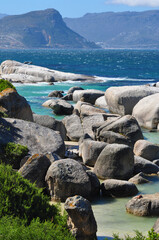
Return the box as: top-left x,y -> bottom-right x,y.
64,11 -> 159,49
0,9 -> 98,49
0,14 -> 7,19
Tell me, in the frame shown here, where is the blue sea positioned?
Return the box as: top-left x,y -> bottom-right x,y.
0,49 -> 159,238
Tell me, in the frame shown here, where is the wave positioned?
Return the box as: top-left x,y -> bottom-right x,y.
94,76 -> 155,82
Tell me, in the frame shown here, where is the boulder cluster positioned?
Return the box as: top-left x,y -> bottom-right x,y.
1,78 -> 159,238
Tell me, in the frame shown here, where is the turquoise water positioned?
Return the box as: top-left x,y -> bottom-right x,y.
1,49 -> 159,238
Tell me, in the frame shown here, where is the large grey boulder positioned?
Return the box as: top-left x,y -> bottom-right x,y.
45,159 -> 92,202
62,115 -> 84,141
0,88 -> 33,121
33,114 -> 66,140
0,60 -> 94,83
0,118 -> 65,157
101,179 -> 138,197
18,154 -> 51,188
105,85 -> 159,115
134,156 -> 159,174
73,89 -> 105,104
94,144 -> 134,180
126,193 -> 159,216
82,114 -> 105,138
81,140 -> 107,167
95,115 -> 143,146
65,195 -> 97,240
42,99 -> 74,115
133,93 -> 159,130
80,104 -> 106,118
134,140 -> 159,161
95,96 -> 108,109
97,130 -> 132,147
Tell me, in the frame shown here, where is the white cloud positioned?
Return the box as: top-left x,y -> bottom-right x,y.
106,0 -> 159,7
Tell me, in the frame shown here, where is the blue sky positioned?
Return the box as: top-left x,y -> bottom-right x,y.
1,0 -> 159,17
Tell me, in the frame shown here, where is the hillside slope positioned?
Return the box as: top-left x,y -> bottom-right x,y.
64,11 -> 159,49
0,9 -> 98,49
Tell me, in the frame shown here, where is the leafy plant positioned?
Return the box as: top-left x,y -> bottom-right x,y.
0,79 -> 16,92
0,142 -> 29,169
0,216 -> 75,240
0,163 -> 59,224
105,229 -> 159,240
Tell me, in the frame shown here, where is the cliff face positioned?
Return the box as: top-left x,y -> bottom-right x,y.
64,10 -> 159,49
0,9 -> 99,49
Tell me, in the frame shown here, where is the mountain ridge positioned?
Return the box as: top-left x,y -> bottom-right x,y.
64,10 -> 159,49
0,9 -> 99,49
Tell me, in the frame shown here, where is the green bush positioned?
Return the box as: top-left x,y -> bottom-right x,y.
0,79 -> 16,92
0,163 -> 59,224
106,229 -> 159,240
0,142 -> 29,169
0,216 -> 75,240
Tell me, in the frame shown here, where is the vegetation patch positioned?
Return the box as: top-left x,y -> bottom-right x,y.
0,216 -> 75,240
0,79 -> 16,92
0,142 -> 29,169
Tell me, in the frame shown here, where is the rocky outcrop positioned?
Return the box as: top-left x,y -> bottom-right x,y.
73,89 -> 105,104
134,140 -> 159,161
126,193 -> 159,216
0,60 -> 95,83
134,156 -> 159,174
95,115 -> 143,146
105,85 -> 159,115
45,159 -> 92,202
81,140 -> 107,167
0,88 -> 33,121
101,179 -> 138,197
0,118 -> 65,157
33,114 -> 66,140
94,144 -> 134,180
133,93 -> 159,130
62,115 -> 84,141
42,99 -> 74,115
18,154 -> 51,188
64,195 -> 97,240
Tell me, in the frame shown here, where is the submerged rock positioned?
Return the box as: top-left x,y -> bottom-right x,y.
101,179 -> 138,197
126,193 -> 159,216
42,98 -> 74,115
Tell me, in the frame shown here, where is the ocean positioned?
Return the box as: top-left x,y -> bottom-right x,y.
0,49 -> 159,238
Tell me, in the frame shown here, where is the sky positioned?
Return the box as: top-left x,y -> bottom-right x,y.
1,0 -> 159,17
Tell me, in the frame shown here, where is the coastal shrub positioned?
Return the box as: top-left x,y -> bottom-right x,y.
0,142 -> 29,169
0,216 -> 75,240
0,79 -> 16,92
0,163 -> 59,224
106,229 -> 159,240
